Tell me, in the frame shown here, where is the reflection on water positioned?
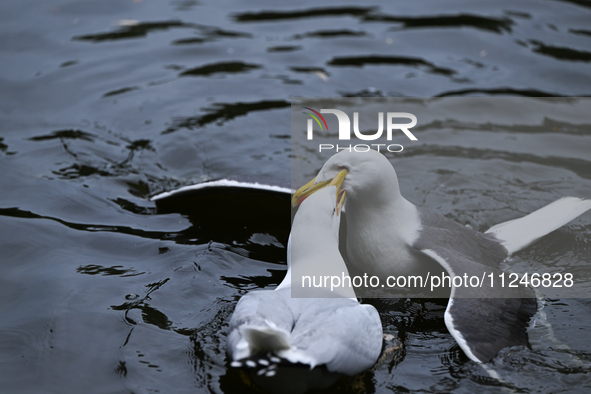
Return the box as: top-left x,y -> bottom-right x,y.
1,0 -> 591,392
163,100 -> 290,134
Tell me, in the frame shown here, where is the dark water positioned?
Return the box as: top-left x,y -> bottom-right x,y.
1,0 -> 591,393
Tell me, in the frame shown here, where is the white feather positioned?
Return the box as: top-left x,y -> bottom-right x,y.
486,197 -> 591,255
240,325 -> 291,353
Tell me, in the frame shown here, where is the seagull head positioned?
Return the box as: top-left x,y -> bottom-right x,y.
292,150 -> 400,210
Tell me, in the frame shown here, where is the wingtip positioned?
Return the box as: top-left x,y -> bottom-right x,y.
485,196 -> 591,255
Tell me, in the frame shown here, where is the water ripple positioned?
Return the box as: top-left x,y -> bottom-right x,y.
327,55 -> 456,76
179,61 -> 262,77
163,99 -> 290,134
530,40 -> 591,62
364,13 -> 514,34
233,6 -> 376,22
73,20 -> 191,42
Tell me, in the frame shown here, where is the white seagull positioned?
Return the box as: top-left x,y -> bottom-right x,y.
227,186 -> 383,394
292,149 -> 591,363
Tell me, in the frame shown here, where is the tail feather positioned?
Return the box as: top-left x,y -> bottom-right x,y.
237,325 -> 318,369
232,326 -> 318,373
230,354 -> 285,377
240,325 -> 291,353
486,197 -> 591,255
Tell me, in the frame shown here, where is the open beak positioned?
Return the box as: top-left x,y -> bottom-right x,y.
292,169 -> 348,215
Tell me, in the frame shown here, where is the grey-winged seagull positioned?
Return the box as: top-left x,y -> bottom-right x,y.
292,149 -> 591,363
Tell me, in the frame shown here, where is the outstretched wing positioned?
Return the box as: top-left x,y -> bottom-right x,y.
420,248 -> 536,363
415,210 -> 537,363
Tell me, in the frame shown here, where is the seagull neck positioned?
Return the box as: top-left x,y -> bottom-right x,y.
290,228 -> 347,274
283,215 -> 357,299
344,194 -> 421,276
347,194 -> 418,241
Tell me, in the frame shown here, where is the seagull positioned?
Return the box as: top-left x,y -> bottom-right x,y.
291,149 -> 591,363
227,186 -> 383,394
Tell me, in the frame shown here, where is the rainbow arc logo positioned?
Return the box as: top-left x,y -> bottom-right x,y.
302,107 -> 328,132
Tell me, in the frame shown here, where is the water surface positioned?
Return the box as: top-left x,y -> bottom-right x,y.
1,0 -> 591,393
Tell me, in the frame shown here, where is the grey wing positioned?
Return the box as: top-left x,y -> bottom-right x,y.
418,246 -> 536,363
227,290 -> 297,360
414,209 -> 537,362
417,209 -> 509,269
289,299 -> 383,375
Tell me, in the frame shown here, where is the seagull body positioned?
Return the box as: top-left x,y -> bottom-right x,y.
292,149 -> 591,363
227,187 -> 383,394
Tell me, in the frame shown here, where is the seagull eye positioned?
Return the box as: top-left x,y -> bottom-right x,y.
338,165 -> 349,171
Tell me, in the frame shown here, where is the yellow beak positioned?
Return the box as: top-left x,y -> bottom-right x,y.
291,177 -> 330,207
292,169 -> 348,215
